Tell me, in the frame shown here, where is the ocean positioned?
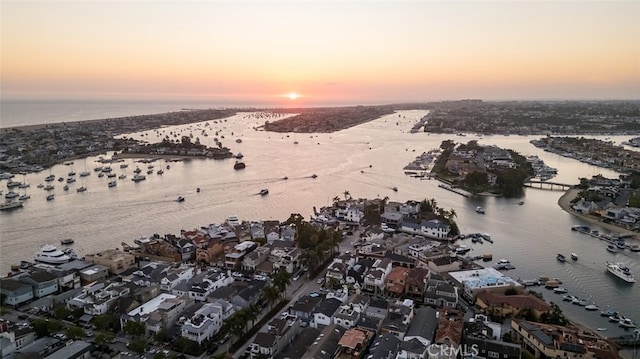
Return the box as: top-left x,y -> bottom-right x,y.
0,104 -> 639,354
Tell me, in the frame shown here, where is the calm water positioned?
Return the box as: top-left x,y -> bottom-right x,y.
1,108 -> 639,343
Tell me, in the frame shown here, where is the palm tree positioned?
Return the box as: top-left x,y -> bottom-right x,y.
332,196 -> 340,203
343,190 -> 351,200
260,285 -> 281,310
272,267 -> 292,296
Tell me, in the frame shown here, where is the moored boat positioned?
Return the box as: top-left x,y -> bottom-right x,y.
619,317 -> 636,328
571,253 -> 578,260
176,196 -> 185,202
553,287 -> 568,294
556,253 -> 566,262
475,206 -> 485,214
35,244 -> 71,264
0,201 -> 23,210
259,189 -> 269,196
60,238 -> 74,245
606,244 -> 617,253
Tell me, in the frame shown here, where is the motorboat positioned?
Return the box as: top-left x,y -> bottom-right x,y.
455,245 -> 471,255
606,244 -> 617,253
609,315 -> 622,323
392,186 -> 398,192
553,287 -> 568,294
518,201 -> 525,205
63,185 -> 69,191
46,194 -> 55,201
5,191 -> 19,199
619,317 -> 636,328
131,174 -> 146,182
118,174 -> 127,179
108,181 -> 117,188
79,171 -> 90,177
44,184 -> 54,191
77,186 -> 87,192
119,163 -> 128,169
60,238 -> 74,245
605,261 -> 636,283
563,295 -> 578,302
571,253 -> 578,260
107,173 -> 116,178
0,201 -> 23,210
133,167 -> 142,174
18,194 -> 31,201
176,196 -> 185,202
597,328 -> 607,331
196,187 -> 201,193
97,173 -> 104,178
35,244 -> 71,264
585,304 -> 599,311
259,189 -> 269,196
157,169 -> 164,175
45,174 -> 55,182
234,161 -> 246,170
66,177 -> 75,183
494,259 -> 512,270
311,174 -> 318,179
475,206 -> 485,214
601,309 -> 617,317
556,254 -> 566,262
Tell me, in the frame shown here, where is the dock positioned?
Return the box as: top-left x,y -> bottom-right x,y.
438,183 -> 471,198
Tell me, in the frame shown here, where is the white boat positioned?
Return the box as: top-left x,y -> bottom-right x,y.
557,253 -> 566,262
45,174 -> 55,182
0,201 -> 23,210
605,261 -> 636,283
176,196 -> 185,202
455,245 -> 471,254
18,193 -> 30,201
475,206 -> 485,214
571,253 -> 578,260
607,244 -> 618,253
494,259 -> 511,270
553,287 -> 568,294
131,174 -> 146,182
585,304 -> 599,311
619,317 -> 636,328
46,194 -> 55,201
259,189 -> 269,196
35,244 -> 71,264
79,171 -> 90,177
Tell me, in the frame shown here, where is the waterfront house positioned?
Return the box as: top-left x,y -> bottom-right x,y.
475,292 -> 552,320
511,319 -> 619,359
335,327 -> 374,358
84,249 -> 136,275
0,279 -> 33,307
424,280 -> 458,308
17,271 -> 59,299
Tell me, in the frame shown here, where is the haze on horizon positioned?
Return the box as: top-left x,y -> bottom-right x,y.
2,1 -> 639,107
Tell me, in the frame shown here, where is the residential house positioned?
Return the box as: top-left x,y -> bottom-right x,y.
225,241 -> 256,269
301,324 -> 346,359
336,205 -> 365,223
463,336 -> 522,359
17,271 -> 59,298
475,292 -> 552,320
0,279 -> 33,307
425,280 -> 458,308
379,299 -> 415,340
363,258 -> 392,294
289,294 -> 323,322
311,297 -> 342,329
511,319 -> 618,359
84,249 -> 136,275
230,280 -> 267,309
335,327 -> 374,359
333,303 -> 361,329
385,266 -> 410,297
433,309 -> 464,358
243,246 -> 271,272
159,265 -> 195,292
247,316 -> 301,359
405,267 -> 430,299
145,295 -> 190,335
181,299 -> 233,344
404,307 -> 438,346
67,281 -> 131,316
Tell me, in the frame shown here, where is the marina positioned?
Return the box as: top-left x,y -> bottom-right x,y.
0,110 -> 639,349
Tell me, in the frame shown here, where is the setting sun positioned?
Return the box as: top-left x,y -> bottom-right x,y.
287,92 -> 299,100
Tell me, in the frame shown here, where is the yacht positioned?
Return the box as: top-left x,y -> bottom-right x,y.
133,167 -> 142,174
79,171 -> 90,177
455,245 -> 471,254
475,206 -> 485,214
605,261 -> 636,283
493,259 -> 511,270
585,304 -> 599,311
311,174 -> 318,179
66,177 -> 76,183
35,244 -> 71,264
619,317 -> 637,328
18,193 -> 30,201
259,189 -> 269,196
0,201 -> 23,210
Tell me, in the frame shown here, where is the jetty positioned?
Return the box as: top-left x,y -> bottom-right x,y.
438,183 -> 471,198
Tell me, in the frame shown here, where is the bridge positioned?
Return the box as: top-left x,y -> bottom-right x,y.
523,180 -> 575,191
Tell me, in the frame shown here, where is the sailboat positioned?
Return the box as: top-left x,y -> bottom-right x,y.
79,159 -> 91,177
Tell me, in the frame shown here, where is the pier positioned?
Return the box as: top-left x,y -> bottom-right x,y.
523,179 -> 575,191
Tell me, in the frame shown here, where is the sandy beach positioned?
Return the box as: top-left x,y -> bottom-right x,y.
558,188 -> 638,239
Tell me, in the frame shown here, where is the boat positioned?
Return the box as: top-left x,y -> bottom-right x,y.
629,245 -> 640,252
518,201 -> 525,205
234,161 -> 246,170
36,183 -> 44,188
5,191 -> 19,199
311,174 -> 318,179
392,186 -> 398,192
44,184 -> 54,191
77,186 -> 87,192
18,193 -> 30,201
118,174 -> 127,179
571,225 -> 590,232
619,318 -> 636,328
283,176 -> 288,180
68,171 -> 76,176
60,239 -> 74,245
157,169 -> 164,175
235,153 -> 244,160
35,244 -> 72,264
108,181 -> 117,188
97,172 -> 104,178
553,287 -> 568,294
601,309 -> 617,317
176,196 -> 185,202
609,315 -> 622,323
133,167 -> 142,174
475,206 -> 485,214
259,189 -> 269,196
45,174 -> 55,182
556,253 -> 566,262
455,245 -> 471,254
119,163 -> 129,169
493,259 -> 512,270
66,177 -> 75,183
63,185 -> 69,191
236,138 -> 242,143
18,182 -> 30,189
481,254 -> 493,261
79,171 -> 90,177
563,295 -> 578,302
545,280 -> 561,289
46,194 -> 55,201
605,261 -> 636,283
597,328 -> 607,331
196,187 -> 201,193
131,174 -> 146,182
606,244 -> 617,253
0,201 -> 23,210
146,169 -> 153,175
571,253 -> 578,260
585,304 -> 599,311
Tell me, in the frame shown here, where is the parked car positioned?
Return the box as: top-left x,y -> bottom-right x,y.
316,277 -> 324,285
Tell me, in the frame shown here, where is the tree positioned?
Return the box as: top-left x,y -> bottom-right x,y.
272,267 -> 292,296
260,285 -> 281,310
343,190 -> 351,200
123,320 -> 146,336
53,306 -> 71,320
128,337 -> 148,354
31,319 -> 50,338
94,331 -> 115,349
93,313 -> 120,332
65,326 -> 85,340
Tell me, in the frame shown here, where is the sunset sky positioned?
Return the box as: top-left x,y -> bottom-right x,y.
2,1 -> 639,106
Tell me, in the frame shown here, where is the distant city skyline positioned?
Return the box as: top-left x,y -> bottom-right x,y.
2,1 -> 639,106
